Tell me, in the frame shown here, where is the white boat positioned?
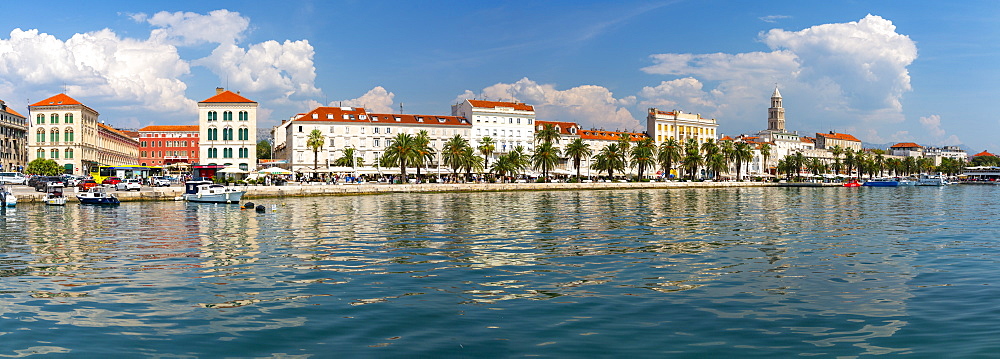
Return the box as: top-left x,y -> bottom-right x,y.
182,180 -> 245,204
1,185 -> 15,207
77,187 -> 121,205
45,182 -> 67,206
917,173 -> 949,186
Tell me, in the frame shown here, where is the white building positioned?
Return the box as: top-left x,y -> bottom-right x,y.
451,100 -> 535,157
925,146 -> 967,165
272,106 -> 471,174
198,88 -> 258,171
28,93 -> 138,174
0,99 -> 28,172
646,108 -> 718,145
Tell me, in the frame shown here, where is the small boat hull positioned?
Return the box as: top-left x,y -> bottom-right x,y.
183,191 -> 245,203
46,197 -> 67,206
78,197 -> 121,205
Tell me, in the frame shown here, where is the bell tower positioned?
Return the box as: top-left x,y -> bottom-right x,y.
767,85 -> 785,132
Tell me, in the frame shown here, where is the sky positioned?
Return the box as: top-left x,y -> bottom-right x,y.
1,1 -> 998,152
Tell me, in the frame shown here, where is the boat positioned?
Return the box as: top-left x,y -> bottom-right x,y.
862,177 -> 917,187
182,180 -> 245,203
1,185 -> 15,207
76,186 -> 121,205
843,180 -> 861,187
917,173 -> 949,186
45,182 -> 67,206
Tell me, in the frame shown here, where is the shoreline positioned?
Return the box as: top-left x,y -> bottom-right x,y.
10,181 -> 842,203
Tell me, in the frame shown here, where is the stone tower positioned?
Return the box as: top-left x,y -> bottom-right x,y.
767,86 -> 785,132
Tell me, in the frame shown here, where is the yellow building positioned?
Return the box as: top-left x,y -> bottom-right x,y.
645,108 -> 718,145
28,94 -> 138,174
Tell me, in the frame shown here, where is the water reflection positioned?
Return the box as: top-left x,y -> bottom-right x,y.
0,186 -> 996,356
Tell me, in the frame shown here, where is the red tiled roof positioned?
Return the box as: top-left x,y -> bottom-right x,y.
535,120 -> 580,135
817,132 -> 861,142
30,93 -> 82,107
97,122 -> 135,140
801,136 -> 815,143
200,90 -> 256,103
467,100 -> 534,111
719,135 -> 734,141
974,150 -> 996,157
294,107 -> 470,126
3,107 -> 24,118
889,142 -> 922,148
580,130 -> 647,142
139,125 -> 200,132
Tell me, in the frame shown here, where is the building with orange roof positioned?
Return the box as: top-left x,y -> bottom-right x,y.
452,99 -> 536,156
645,108 -> 718,145
814,132 -> 862,152
138,125 -> 200,166
887,142 -> 923,157
28,93 -> 139,174
973,150 -> 995,157
272,106 -> 471,174
0,99 -> 28,172
198,88 -> 258,174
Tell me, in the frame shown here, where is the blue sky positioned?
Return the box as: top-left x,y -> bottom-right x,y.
2,1 -> 998,152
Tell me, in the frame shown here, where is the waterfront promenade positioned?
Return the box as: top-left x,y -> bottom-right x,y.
11,181 -> 840,203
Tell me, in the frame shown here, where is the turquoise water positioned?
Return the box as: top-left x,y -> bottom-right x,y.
1,186 -> 998,357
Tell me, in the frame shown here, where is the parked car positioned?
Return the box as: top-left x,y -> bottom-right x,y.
34,176 -> 65,192
77,179 -> 98,191
0,172 -> 26,185
150,176 -> 171,187
115,179 -> 142,191
102,177 -> 123,185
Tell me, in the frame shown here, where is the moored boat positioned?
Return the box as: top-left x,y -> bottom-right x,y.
1,185 -> 15,207
843,180 -> 861,187
863,177 -> 916,187
77,186 -> 121,205
182,180 -> 245,204
917,173 -> 949,186
45,182 -> 66,206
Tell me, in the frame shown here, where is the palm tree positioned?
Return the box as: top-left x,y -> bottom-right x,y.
806,157 -> 826,176
306,129 -> 326,179
563,138 -> 592,180
682,139 -> 702,181
380,132 -> 419,182
442,135 -> 470,182
706,152 -> 727,180
333,147 -> 364,169
535,123 -> 561,145
700,139 -> 719,178
657,138 -> 681,180
843,148 -> 857,177
719,139 -> 735,176
616,134 -> 632,175
733,142 -> 753,180
461,146 -> 484,181
594,143 -> 625,179
509,145 -> 530,180
531,141 -> 562,181
830,145 -> 844,174
478,136 -> 496,176
631,137 -> 657,180
759,143 -> 772,176
413,130 -> 435,182
791,152 -> 806,181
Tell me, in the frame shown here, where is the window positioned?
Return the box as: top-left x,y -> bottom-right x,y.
65,114 -> 74,123
223,128 -> 233,141
223,148 -> 233,158
36,129 -> 45,143
374,139 -> 380,147
50,129 -> 59,142
65,129 -> 74,142
223,111 -> 233,121
208,128 -> 218,141
386,127 -> 392,134
65,149 -> 73,159
208,111 -> 218,121
37,114 -> 44,124
50,114 -> 59,124
141,151 -> 147,157
238,128 -> 248,141
298,126 -> 303,133
208,148 -> 218,158
238,147 -> 248,158
36,149 -> 44,159
141,141 -> 147,147
329,138 -> 335,147
50,149 -> 59,159
239,111 -> 248,121
374,127 -> 380,134
239,163 -> 249,171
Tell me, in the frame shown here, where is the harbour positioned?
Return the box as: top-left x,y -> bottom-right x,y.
2,185 -> 998,357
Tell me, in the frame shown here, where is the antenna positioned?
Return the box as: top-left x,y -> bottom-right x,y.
399,102 -> 403,114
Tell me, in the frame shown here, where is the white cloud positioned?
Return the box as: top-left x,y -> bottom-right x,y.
918,114 -> 962,145
759,15 -> 791,23
456,77 -> 641,132
144,10 -> 249,45
640,14 -> 919,144
335,86 -> 395,113
194,39 -> 321,108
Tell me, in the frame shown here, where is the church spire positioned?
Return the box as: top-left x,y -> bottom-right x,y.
767,85 -> 785,132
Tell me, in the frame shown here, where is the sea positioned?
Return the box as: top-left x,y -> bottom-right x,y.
0,185 -> 998,357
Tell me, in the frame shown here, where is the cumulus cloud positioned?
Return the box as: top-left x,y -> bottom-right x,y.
336,86 -> 395,113
918,114 -> 962,145
455,77 -> 641,132
0,28 -> 195,113
640,14 -> 919,143
759,15 -> 791,23
143,9 -> 249,45
195,40 -> 321,103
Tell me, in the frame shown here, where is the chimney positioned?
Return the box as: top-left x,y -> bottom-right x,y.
216,87 -> 225,95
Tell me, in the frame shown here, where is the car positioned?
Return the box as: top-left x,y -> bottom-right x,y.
150,176 -> 171,187
33,176 -> 65,192
102,177 -> 123,185
115,179 -> 142,191
0,172 -> 26,185
77,179 -> 98,191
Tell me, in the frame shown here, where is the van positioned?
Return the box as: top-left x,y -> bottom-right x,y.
0,172 -> 26,185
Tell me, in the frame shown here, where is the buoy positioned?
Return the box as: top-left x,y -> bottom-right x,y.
255,205 -> 265,213
243,202 -> 255,209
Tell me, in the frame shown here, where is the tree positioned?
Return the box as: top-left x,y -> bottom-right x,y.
26,158 -> 63,176
256,140 -> 272,160
306,129 -> 326,178
790,152 -> 807,181
759,143 -> 772,176
531,141 -> 561,181
442,135 -> 470,182
478,136 -> 496,176
631,137 -> 657,180
593,143 -> 625,179
806,157 -> 826,176
706,152 -> 727,180
616,134 -> 632,174
563,138 -> 592,180
461,146 -> 484,181
829,145 -> 844,174
733,142 -> 753,180
682,139 -> 703,181
380,133 -> 419,182
412,130 -> 435,182
657,138 -> 681,180
535,124 -> 561,145
333,147 -> 364,168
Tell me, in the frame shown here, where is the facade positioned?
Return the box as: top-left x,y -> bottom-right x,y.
924,146 -> 967,165
273,106 -> 471,174
580,129 -> 648,177
0,99 -> 28,172
535,120 -> 583,173
198,88 -> 258,171
646,108 -> 718,145
28,93 -> 138,174
451,100 -> 535,157
814,132 -> 863,152
887,142 -> 924,157
138,125 -> 200,166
